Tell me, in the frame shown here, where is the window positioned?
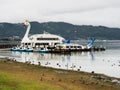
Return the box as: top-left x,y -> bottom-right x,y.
37,38 -> 59,40
70,46 -> 73,48
74,46 -> 77,48
24,43 -> 31,45
28,43 -> 31,45
78,46 -> 82,48
35,43 -> 49,45
66,46 -> 69,48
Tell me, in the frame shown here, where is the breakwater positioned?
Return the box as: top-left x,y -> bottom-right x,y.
0,44 -> 17,48
0,39 -> 20,48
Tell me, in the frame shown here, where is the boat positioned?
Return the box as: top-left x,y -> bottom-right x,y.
55,42 -> 83,51
11,20 -> 65,52
24,48 -> 33,52
86,37 -> 95,49
53,37 -> 95,52
11,47 -> 19,51
38,48 -> 49,53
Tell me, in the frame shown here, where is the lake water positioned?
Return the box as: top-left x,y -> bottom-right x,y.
0,40 -> 120,78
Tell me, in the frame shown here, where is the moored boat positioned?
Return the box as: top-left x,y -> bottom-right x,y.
11,20 -> 65,52
11,47 -> 20,51
39,49 -> 49,53
24,48 -> 33,52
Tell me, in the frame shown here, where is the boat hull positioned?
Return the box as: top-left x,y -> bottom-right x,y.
39,50 -> 49,53
11,48 -> 33,52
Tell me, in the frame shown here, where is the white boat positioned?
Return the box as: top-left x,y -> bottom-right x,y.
55,37 -> 95,50
11,20 -> 65,52
11,46 -> 22,51
38,48 -> 49,53
24,48 -> 33,52
11,47 -> 19,51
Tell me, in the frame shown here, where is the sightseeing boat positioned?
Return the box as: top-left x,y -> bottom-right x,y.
11,20 -> 65,52
11,20 -> 99,53
52,37 -> 95,52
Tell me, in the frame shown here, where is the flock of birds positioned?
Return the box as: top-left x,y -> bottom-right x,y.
37,57 -> 120,74
102,59 -> 120,67
11,54 -> 120,75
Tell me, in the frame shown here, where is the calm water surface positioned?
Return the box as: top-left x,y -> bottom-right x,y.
0,40 -> 120,78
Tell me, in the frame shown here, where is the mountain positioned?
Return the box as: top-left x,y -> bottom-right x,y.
0,21 -> 120,40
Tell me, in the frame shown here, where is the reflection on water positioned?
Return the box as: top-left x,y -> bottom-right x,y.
0,50 -> 119,78
11,51 -> 94,64
10,51 -> 95,72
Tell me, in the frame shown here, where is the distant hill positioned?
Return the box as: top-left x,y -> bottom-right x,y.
0,21 -> 120,40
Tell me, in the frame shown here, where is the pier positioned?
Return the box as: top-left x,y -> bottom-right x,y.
0,38 -> 20,49
0,44 -> 17,49
48,47 -> 105,54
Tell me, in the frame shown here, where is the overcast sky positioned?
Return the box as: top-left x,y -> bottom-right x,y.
0,0 -> 120,27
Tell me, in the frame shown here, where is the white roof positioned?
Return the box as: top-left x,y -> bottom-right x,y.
21,33 -> 65,43
29,33 -> 65,40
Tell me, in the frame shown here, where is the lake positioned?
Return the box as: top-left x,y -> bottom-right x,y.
0,40 -> 120,78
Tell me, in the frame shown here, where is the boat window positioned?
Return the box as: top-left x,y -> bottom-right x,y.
74,46 -> 77,48
54,43 -> 59,45
71,46 -> 73,48
24,43 -> 31,45
66,46 -> 69,48
37,38 -> 59,40
28,43 -> 31,45
78,46 -> 82,48
35,43 -> 49,45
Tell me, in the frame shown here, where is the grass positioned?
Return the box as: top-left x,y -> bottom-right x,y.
0,58 -> 120,90
0,71 -> 64,90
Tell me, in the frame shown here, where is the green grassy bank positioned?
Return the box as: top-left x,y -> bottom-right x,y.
0,58 -> 120,90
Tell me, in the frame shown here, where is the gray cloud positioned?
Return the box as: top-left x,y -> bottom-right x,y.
0,0 -> 120,27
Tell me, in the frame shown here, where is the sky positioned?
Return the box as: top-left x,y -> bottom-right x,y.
0,0 -> 120,28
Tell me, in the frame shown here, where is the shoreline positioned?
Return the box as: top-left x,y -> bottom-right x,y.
0,58 -> 120,90
7,57 -> 120,79
0,51 -> 119,78
0,55 -> 120,79
2,54 -> 120,79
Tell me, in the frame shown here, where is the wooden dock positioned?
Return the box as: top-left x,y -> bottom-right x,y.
48,47 -> 105,54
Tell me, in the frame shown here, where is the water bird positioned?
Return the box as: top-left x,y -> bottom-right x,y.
65,64 -> 68,67
25,61 -> 31,64
73,65 -> 76,68
91,71 -> 95,74
57,63 -> 59,65
38,62 -> 41,66
45,62 -> 49,65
